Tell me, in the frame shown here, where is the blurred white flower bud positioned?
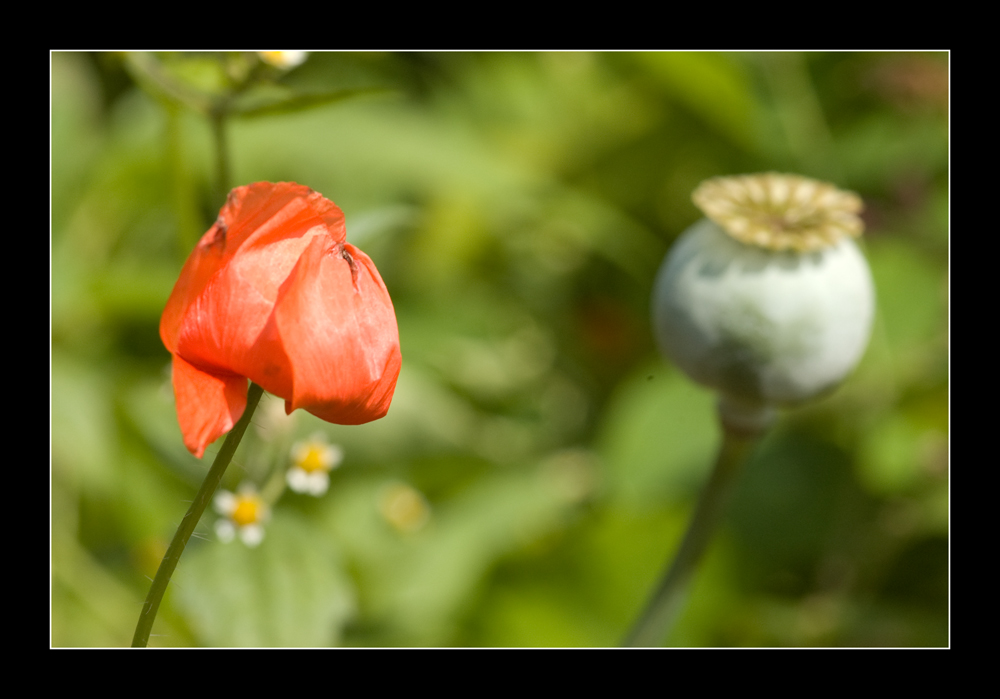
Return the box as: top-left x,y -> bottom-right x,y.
258,51 -> 307,69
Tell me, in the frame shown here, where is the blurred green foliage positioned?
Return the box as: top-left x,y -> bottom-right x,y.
51,51 -> 948,647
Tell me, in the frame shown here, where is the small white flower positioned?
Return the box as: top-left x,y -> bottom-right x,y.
258,51 -> 307,69
214,485 -> 270,547
287,434 -> 344,496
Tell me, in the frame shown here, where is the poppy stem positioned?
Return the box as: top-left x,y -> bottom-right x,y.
622,411 -> 765,647
131,382 -> 265,647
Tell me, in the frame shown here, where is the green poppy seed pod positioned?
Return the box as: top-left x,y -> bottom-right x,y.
652,173 -> 875,433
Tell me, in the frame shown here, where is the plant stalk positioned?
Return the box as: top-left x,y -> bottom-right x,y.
211,110 -> 231,208
131,382 -> 264,647
623,419 -> 763,647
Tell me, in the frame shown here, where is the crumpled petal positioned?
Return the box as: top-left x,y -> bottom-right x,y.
159,182 -> 400,457
263,237 -> 401,423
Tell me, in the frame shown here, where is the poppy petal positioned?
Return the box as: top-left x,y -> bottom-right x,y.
268,237 -> 401,423
220,182 -> 345,251
171,354 -> 248,459
160,219 -> 228,354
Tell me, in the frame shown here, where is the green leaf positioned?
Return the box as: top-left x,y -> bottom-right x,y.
597,362 -> 719,508
232,86 -> 395,118
634,52 -> 760,151
175,514 -> 356,647
326,465 -> 583,645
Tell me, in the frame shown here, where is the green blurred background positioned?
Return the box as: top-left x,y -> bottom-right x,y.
51,51 -> 948,647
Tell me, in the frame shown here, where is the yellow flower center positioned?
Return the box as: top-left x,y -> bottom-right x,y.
231,494 -> 264,526
298,446 -> 328,473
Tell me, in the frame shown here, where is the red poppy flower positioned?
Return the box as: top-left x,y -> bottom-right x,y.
160,182 -> 402,458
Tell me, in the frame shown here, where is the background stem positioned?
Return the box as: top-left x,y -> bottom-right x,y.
211,110 -> 231,208
131,382 -> 264,647
623,422 -> 762,647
